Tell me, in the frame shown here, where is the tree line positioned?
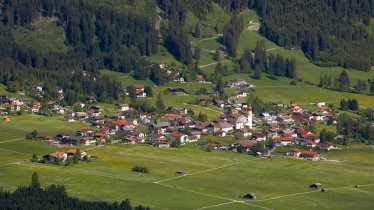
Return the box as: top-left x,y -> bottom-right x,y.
234,41 -> 296,80
0,172 -> 150,210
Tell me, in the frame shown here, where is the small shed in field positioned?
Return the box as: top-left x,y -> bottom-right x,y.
243,193 -> 256,200
309,183 -> 321,189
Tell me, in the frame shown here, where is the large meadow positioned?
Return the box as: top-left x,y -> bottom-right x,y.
0,115 -> 374,210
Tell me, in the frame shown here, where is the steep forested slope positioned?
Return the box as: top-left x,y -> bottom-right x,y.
0,0 -> 158,104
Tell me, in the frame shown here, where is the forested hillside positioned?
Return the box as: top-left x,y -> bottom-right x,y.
0,0 -> 373,105
214,0 -> 374,71
0,0 -> 159,104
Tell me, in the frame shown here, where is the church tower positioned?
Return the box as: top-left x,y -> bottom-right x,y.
247,104 -> 253,129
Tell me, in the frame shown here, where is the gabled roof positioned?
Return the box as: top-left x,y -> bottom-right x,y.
274,137 -> 293,141
164,113 -> 182,118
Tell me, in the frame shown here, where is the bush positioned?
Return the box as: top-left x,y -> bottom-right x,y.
132,165 -> 149,173
290,80 -> 297,86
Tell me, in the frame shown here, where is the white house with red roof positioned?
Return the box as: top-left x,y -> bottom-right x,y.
133,84 -> 146,98
273,136 -> 294,146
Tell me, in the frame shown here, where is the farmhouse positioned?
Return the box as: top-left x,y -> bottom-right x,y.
273,136 -> 294,146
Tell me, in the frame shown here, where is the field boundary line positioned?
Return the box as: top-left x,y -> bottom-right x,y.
0,148 -> 32,156
0,137 -> 25,144
154,158 -> 260,183
157,182 -> 233,201
0,160 -> 29,167
193,201 -> 236,210
253,183 -> 374,202
199,60 -> 230,69
18,163 -> 152,183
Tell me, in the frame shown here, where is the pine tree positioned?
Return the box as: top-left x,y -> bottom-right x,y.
194,23 -> 201,38
193,47 -> 201,59
214,50 -> 221,61
338,69 -> 350,92
31,172 -> 40,189
215,62 -> 223,75
253,65 -> 262,80
156,93 -> 165,112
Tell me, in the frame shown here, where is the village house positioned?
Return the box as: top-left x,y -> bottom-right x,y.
196,74 -> 205,83
86,96 -> 97,103
313,101 -> 326,107
286,148 -> 319,160
251,132 -> 267,141
118,104 -> 129,111
273,136 -> 294,146
214,100 -> 226,109
43,151 -> 67,163
78,129 -> 94,137
319,142 -> 337,151
152,140 -> 171,147
231,90 -> 248,98
133,84 -> 147,98
167,88 -> 187,95
231,140 -> 256,152
66,149 -> 87,159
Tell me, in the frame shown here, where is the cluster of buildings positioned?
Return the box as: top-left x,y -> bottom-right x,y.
0,95 -> 67,116
34,94 -> 341,162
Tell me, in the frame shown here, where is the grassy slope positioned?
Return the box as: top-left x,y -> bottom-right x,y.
91,0 -> 156,17
12,17 -> 70,54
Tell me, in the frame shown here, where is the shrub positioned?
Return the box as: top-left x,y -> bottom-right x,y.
132,165 -> 149,173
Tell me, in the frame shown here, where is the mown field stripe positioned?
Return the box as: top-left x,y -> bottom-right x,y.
154,158 -> 260,183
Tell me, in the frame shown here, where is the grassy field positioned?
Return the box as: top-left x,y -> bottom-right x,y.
12,17 -> 70,54
91,0 -> 156,17
0,114 -> 373,210
1,142 -> 373,210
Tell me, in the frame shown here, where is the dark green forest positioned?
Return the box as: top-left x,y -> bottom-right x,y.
0,0 -> 158,104
0,0 -> 373,104
0,172 -> 150,210
215,0 -> 374,71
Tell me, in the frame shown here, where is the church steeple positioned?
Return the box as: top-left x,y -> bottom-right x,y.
247,104 -> 253,129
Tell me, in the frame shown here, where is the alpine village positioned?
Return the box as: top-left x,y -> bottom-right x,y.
0,1 -> 373,210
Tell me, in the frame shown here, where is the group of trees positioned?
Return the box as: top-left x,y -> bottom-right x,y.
319,69 -> 373,94
26,130 -> 38,139
336,114 -> 374,144
222,15 -> 243,57
0,172 -> 150,210
340,99 -> 359,111
235,41 -> 296,80
158,0 -> 192,65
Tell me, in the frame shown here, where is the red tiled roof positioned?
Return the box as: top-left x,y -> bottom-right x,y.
95,133 -> 109,137
66,149 -> 85,154
301,151 -> 318,156
289,148 -> 302,153
133,84 -> 144,89
274,137 -> 293,141
164,113 -> 182,118
171,132 -> 184,137
80,129 -> 90,133
235,141 -> 255,147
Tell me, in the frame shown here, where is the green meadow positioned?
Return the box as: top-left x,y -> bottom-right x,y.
0,114 -> 373,209
12,17 -> 70,54
1,140 -> 373,210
